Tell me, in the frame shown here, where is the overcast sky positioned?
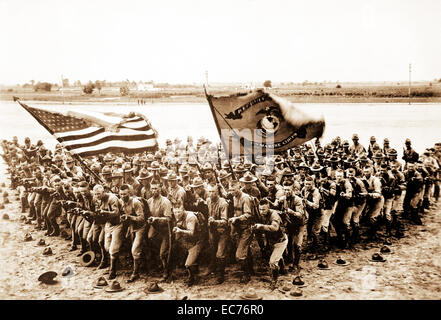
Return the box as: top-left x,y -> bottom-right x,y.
1,0 -> 440,84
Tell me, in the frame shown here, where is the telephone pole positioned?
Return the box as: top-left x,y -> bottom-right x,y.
61,74 -> 65,105
408,64 -> 411,105
205,70 -> 209,87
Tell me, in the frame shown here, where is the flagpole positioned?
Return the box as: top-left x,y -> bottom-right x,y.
14,96 -> 104,184
203,86 -> 237,180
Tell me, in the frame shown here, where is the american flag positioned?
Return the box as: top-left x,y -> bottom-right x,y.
16,99 -> 158,158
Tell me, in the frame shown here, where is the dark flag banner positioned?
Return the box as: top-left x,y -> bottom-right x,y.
205,89 -> 325,156
14,98 -> 158,157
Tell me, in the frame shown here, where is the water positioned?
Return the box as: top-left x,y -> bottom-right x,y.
1,100 -> 440,157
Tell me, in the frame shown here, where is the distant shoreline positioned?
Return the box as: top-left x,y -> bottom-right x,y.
2,87 -> 441,105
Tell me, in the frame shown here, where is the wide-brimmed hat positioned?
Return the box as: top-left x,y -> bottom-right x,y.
292,275 -> 306,287
143,281 -> 164,294
274,156 -> 284,165
317,259 -> 330,270
344,155 -> 358,164
380,246 -> 392,254
218,169 -> 232,180
35,239 -> 47,247
310,162 -> 324,172
221,160 -> 231,169
201,162 -> 213,171
80,251 -> 96,267
370,253 -> 387,262
41,155 -> 52,163
239,172 -> 257,183
383,238 -> 393,246
105,280 -> 124,293
372,151 -> 384,159
188,167 -> 199,178
146,154 -> 155,162
24,233 -> 33,242
62,266 -> 74,278
38,271 -> 57,284
2,213 -> 9,220
329,154 -> 341,163
94,276 -> 108,289
138,168 -> 153,180
297,162 -> 309,170
159,166 -> 169,176
190,177 -> 204,188
234,163 -> 247,173
334,256 -> 350,266
148,161 -> 160,171
239,288 -> 262,300
290,288 -> 303,297
165,172 -> 179,181
111,169 -> 123,178
42,247 -> 53,256
387,149 -> 398,156
291,154 -> 303,163
122,163 -> 133,173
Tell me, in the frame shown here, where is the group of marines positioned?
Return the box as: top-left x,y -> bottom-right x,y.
2,133 -> 440,289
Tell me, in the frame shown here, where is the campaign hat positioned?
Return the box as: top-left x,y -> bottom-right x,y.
239,172 -> 257,183
38,271 -> 57,285
105,280 -> 124,293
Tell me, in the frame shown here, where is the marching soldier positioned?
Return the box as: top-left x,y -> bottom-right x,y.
172,201 -> 203,286
346,167 -> 367,244
362,165 -> 384,240
206,184 -> 229,283
253,198 -> 288,290
146,179 -> 173,281
228,180 -> 254,283
333,169 -> 353,248
301,176 -> 322,253
94,184 -> 122,279
119,184 -> 147,282
402,138 -> 419,168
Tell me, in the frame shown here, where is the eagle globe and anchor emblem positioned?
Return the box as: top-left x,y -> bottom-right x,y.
256,106 -> 282,137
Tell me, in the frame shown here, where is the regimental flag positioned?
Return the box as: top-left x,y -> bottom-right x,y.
205,89 -> 325,156
14,98 -> 158,158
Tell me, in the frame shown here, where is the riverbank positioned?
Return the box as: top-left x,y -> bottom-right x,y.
1,158 -> 441,300
2,84 -> 441,105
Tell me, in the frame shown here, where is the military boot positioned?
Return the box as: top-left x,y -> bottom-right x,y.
351,226 -> 360,244
44,221 -> 53,236
270,268 -> 279,291
216,258 -> 226,284
186,265 -> 199,287
239,260 -> 251,284
385,221 -> 393,238
342,226 -> 352,249
278,258 -> 287,275
97,249 -> 109,269
28,205 -> 36,219
292,245 -> 301,274
108,254 -> 118,280
48,222 -> 60,237
411,208 -> 423,225
247,253 -> 255,276
77,238 -> 88,257
21,197 -> 27,213
127,258 -> 141,283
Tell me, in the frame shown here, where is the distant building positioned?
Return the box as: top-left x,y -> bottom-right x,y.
137,81 -> 161,92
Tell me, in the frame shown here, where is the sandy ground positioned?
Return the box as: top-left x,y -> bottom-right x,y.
1,158 -> 441,300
